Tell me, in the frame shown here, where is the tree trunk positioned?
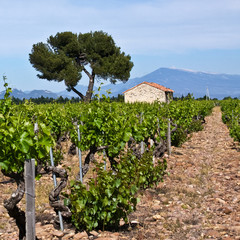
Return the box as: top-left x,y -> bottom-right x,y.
70,68 -> 95,102
84,68 -> 95,102
70,86 -> 86,101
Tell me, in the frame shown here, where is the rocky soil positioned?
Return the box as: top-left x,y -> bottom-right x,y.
0,106 -> 239,240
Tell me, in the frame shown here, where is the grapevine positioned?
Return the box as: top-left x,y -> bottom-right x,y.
0,79 -> 214,234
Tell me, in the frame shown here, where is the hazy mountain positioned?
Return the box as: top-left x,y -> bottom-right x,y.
0,89 -> 58,100
26,90 -> 58,99
1,68 -> 239,100
100,68 -> 240,99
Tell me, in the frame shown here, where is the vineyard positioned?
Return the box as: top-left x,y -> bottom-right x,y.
221,99 -> 240,142
1,78 -> 240,239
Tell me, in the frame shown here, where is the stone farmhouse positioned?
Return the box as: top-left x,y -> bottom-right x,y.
123,81 -> 174,103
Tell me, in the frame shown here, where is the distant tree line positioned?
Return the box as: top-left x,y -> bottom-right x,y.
221,96 -> 239,100
10,94 -> 239,105
11,94 -> 124,104
173,93 -> 219,101
11,96 -> 81,104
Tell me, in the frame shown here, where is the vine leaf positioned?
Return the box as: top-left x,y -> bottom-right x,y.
123,131 -> 132,142
19,132 -> 33,153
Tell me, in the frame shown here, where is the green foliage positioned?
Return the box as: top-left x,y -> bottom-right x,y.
50,98 -> 214,158
78,31 -> 133,83
171,128 -> 188,147
0,76 -> 55,174
168,99 -> 214,146
11,96 -> 81,105
29,31 -> 133,100
171,119 -> 203,147
0,78 -> 215,233
1,82 -> 214,175
66,151 -> 167,231
221,99 -> 240,142
188,119 -> 204,133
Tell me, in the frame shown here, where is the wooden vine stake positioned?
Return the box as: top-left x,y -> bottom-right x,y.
25,159 -> 36,240
77,125 -> 83,182
140,112 -> 145,155
167,118 -> 171,155
167,93 -> 171,156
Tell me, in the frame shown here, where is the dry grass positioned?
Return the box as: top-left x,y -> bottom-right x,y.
35,179 -> 55,213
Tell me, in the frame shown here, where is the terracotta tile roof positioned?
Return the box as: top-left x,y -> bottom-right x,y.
123,81 -> 174,93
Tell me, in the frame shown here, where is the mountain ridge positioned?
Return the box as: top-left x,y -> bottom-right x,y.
0,68 -> 239,100
99,67 -> 240,99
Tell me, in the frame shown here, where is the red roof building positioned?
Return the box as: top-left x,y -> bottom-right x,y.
123,81 -> 174,103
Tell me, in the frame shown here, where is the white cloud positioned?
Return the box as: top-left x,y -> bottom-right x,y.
107,0 -> 240,53
0,0 -> 240,55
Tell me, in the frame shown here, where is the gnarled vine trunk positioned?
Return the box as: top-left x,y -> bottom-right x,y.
2,171 -> 26,240
44,166 -> 72,223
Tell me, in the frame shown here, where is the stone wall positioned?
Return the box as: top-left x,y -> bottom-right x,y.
124,83 -> 166,103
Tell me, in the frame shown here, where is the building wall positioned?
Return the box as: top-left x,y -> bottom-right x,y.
124,84 -> 167,103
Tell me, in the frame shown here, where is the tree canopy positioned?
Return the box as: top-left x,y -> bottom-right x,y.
29,31 -> 134,102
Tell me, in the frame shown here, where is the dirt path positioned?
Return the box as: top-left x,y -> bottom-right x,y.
0,106 -> 239,240
122,106 -> 240,240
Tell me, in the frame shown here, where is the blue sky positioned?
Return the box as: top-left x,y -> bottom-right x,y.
0,0 -> 240,92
